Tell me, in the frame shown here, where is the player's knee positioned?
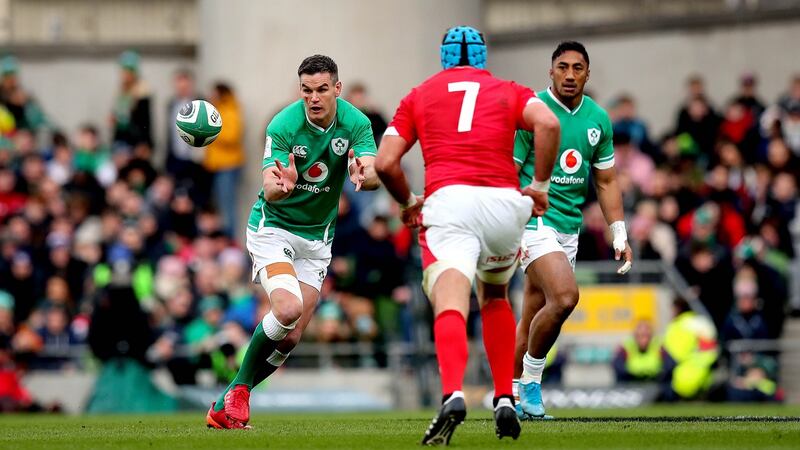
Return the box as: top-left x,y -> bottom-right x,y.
552,287 -> 579,319
271,297 -> 303,326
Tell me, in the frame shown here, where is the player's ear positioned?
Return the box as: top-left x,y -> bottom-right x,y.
549,67 -> 554,81
586,67 -> 590,82
335,80 -> 342,97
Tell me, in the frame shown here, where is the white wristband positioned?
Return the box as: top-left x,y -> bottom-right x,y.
530,179 -> 550,193
401,192 -> 418,210
610,220 -> 627,252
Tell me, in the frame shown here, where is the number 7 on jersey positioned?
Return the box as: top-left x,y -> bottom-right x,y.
448,82 -> 480,132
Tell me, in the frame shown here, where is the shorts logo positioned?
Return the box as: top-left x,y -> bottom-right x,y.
331,138 -> 348,156
283,248 -> 294,259
486,253 -> 516,264
560,149 -> 582,175
588,128 -> 601,146
317,269 -> 325,283
292,145 -> 308,158
302,162 -> 329,182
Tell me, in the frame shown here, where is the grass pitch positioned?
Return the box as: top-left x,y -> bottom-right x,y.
1,404 -> 799,449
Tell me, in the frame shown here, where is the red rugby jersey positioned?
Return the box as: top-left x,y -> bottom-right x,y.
386,67 -> 537,196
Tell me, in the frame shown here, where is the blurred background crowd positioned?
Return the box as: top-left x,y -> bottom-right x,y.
0,45 -> 798,410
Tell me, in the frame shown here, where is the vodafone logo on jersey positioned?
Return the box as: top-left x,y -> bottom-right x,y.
560,149 -> 583,175
302,162 -> 329,183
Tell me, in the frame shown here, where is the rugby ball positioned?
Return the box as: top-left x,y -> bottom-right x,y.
175,100 -> 222,147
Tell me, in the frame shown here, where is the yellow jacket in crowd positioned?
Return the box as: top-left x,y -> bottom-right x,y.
204,94 -> 244,172
664,311 -> 719,398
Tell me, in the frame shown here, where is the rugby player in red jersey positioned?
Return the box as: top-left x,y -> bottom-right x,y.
375,26 -> 560,445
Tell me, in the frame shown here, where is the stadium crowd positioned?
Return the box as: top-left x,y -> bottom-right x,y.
0,51 -> 798,409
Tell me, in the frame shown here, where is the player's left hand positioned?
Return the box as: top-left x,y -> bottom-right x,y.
348,149 -> 366,191
401,195 -> 425,228
615,241 -> 633,275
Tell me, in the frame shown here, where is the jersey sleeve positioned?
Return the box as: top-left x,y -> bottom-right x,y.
592,112 -> 615,170
261,120 -> 291,169
511,82 -> 540,131
513,129 -> 533,166
384,89 -> 418,144
351,112 -> 378,157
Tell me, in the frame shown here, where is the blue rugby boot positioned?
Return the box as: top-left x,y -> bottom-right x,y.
518,380 -> 546,418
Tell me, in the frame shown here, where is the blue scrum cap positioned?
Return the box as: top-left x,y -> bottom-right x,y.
440,26 -> 486,70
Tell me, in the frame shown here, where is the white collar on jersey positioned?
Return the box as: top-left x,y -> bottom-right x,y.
547,86 -> 584,115
304,108 -> 337,133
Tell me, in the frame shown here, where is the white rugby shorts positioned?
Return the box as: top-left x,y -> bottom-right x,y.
519,219 -> 579,273
246,226 -> 331,292
418,185 -> 533,295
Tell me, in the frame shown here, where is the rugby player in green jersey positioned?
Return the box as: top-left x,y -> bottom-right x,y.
513,42 -> 634,419
207,55 -> 380,429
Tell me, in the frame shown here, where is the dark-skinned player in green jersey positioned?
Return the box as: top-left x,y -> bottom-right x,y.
513,42 -> 634,420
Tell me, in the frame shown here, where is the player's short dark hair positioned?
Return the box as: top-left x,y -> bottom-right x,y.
298,55 -> 338,83
551,41 -> 589,66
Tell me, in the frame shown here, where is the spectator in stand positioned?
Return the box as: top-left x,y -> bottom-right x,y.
166,68 -> 208,205
732,73 -> 765,118
776,74 -> 800,114
111,51 -> 152,150
610,94 -> 657,161
44,232 -> 87,304
675,75 -> 721,156
716,141 -> 756,203
3,250 -> 39,325
0,55 -> 48,132
203,82 -> 244,237
32,304 -> 80,370
719,100 -> 760,159
629,199 -> 677,263
613,320 -> 667,382
346,83 -> 387,145
46,133 -> 73,187
721,269 -> 769,342
675,211 -> 736,330
612,131 -> 655,196
74,125 -> 114,186
0,167 -> 25,222
184,295 -> 224,347
726,351 -> 780,402
734,236 -> 790,339
762,75 -> 800,154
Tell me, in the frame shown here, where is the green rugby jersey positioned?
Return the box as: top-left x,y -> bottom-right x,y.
515,88 -> 615,234
247,98 -> 376,242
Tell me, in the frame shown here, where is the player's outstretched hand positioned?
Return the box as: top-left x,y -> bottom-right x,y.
274,154 -> 298,193
348,149 -> 366,191
615,241 -> 634,275
522,186 -> 549,217
401,195 -> 425,229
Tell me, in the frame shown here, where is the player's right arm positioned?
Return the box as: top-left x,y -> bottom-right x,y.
375,90 -> 424,227
261,125 -> 298,202
520,98 -> 560,217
